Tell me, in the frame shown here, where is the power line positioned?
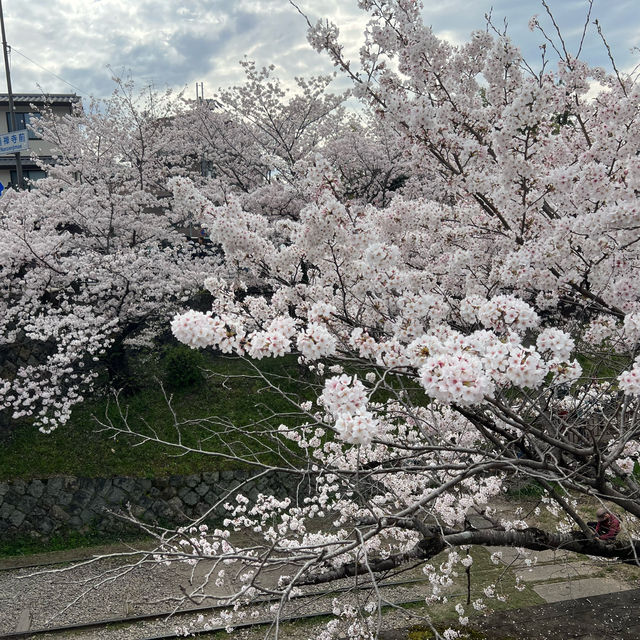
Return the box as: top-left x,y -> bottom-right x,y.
9,45 -> 88,95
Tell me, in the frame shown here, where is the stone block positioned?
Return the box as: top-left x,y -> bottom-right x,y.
195,503 -> 213,517
141,509 -> 157,524
167,497 -> 185,515
79,509 -> 95,524
139,478 -> 153,491
114,477 -> 138,494
185,474 -> 200,488
105,487 -> 127,505
98,479 -> 114,497
15,495 -> 37,513
515,562 -> 595,583
195,482 -> 209,496
46,477 -> 64,494
9,509 -> 25,527
90,495 -> 106,512
130,504 -> 147,519
29,506 -> 46,518
71,488 -> 94,508
40,495 -> 56,508
213,503 -> 227,517
79,478 -> 97,492
68,515 -> 83,528
2,361 -> 16,376
28,480 -> 44,499
533,577 -> 633,603
202,471 -> 219,484
135,494 -> 154,510
12,479 -> 26,495
51,505 -> 71,522
161,486 -> 177,500
36,517 -> 54,535
487,546 -> 571,567
182,490 -> 199,506
57,492 -> 73,506
204,491 -> 219,505
63,477 -> 79,491
0,501 -> 15,519
221,470 -> 237,481
94,519 -> 110,532
15,608 -> 31,632
0,482 -> 9,498
153,500 -> 175,520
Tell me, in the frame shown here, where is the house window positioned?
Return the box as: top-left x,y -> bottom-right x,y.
10,169 -> 46,189
6,112 -> 41,139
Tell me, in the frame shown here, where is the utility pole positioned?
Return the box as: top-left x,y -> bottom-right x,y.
0,0 -> 22,189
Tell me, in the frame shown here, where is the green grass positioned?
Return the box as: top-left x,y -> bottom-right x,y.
406,546 -> 544,616
575,350 -> 630,380
0,528 -> 148,558
0,352 -> 315,481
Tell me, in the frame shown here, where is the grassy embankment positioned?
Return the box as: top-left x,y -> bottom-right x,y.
1,350 -> 312,482
0,349 -> 316,555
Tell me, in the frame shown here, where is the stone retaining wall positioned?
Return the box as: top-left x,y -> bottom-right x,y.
0,470 -> 309,537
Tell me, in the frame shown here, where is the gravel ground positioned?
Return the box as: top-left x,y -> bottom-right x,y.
0,542 -> 437,640
1,519 -> 414,639
11,574 -> 436,640
0,555 -> 194,634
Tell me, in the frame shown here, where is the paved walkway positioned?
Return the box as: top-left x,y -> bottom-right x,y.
488,545 -> 636,603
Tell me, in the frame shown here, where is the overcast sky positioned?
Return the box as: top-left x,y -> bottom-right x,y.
3,0 -> 638,101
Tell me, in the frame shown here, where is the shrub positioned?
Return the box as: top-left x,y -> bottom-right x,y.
163,345 -> 205,390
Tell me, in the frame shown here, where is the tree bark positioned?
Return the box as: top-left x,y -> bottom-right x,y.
295,526 -> 640,587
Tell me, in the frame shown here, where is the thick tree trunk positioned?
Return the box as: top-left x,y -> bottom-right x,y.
104,324 -> 142,393
296,527 -> 640,587
443,527 -> 640,562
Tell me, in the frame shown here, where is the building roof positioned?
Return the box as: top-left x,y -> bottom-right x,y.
0,155 -> 47,168
0,93 -> 80,107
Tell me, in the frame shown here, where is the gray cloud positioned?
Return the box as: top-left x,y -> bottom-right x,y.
1,0 -> 637,102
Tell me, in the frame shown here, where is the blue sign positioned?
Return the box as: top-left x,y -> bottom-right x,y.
0,129 -> 29,156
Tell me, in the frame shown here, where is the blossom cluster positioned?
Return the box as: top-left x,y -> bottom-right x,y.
619,358 -> 640,395
420,352 -> 495,405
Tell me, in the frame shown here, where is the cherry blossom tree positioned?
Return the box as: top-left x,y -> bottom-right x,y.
172,61 -> 346,219
0,81 -> 217,433
173,61 -> 410,220
25,2 -> 640,638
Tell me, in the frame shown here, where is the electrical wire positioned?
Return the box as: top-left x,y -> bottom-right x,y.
8,45 -> 88,96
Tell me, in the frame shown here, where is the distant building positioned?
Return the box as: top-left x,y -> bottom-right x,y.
0,93 -> 80,189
